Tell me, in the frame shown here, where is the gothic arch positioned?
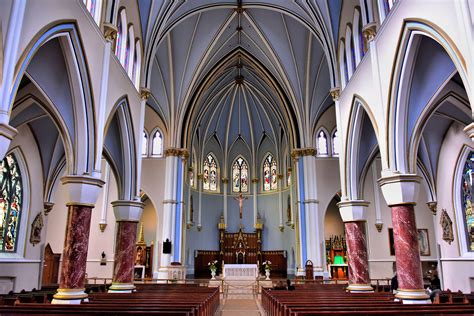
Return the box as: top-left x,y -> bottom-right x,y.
344,95 -> 380,200
388,20 -> 470,174
103,97 -> 137,200
10,22 -> 96,176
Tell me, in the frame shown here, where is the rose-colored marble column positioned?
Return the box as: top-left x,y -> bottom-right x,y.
392,204 -> 429,301
111,221 -> 138,286
53,205 -> 92,302
345,221 -> 373,292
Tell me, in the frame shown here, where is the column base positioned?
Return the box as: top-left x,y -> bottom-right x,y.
108,283 -> 136,293
52,288 -> 88,304
395,289 -> 430,304
346,284 -> 374,293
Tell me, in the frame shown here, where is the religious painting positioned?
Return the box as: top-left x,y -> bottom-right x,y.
461,151 -> 474,251
439,209 -> 454,245
263,154 -> 277,191
29,212 -> 43,246
232,156 -> 249,193
418,229 -> 430,256
388,228 -> 430,256
134,265 -> 145,279
0,154 -> 23,253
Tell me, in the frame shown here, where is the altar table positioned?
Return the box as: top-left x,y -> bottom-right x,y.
223,264 -> 259,280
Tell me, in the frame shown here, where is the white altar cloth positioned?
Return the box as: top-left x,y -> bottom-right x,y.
223,264 -> 259,280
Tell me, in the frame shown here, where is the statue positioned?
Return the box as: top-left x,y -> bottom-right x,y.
233,193 -> 248,219
29,212 -> 43,246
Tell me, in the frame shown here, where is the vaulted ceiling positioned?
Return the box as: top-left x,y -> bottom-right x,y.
140,1 -> 337,149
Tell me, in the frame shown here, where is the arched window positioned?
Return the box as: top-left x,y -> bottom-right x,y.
332,129 -> 340,156
317,130 -> 329,156
461,151 -> 474,252
345,26 -> 355,77
0,154 -> 23,252
232,156 -> 249,193
203,154 -> 218,192
124,26 -> 133,74
263,154 -> 277,191
142,130 -> 148,157
339,40 -> 348,87
83,0 -> 102,24
133,40 -> 142,89
353,9 -> 363,65
115,10 -> 127,63
151,129 -> 163,157
189,154 -> 195,188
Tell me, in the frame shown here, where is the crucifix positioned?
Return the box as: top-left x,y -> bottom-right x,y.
233,193 -> 248,219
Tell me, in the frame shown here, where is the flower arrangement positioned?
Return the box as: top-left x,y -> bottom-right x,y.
208,260 -> 218,271
263,260 -> 272,271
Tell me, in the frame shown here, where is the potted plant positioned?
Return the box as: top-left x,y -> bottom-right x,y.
208,260 -> 218,280
263,260 -> 272,280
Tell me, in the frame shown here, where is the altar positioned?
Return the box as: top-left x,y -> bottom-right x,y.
223,264 -> 259,280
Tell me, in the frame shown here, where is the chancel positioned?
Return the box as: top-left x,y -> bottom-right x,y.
1,0 -> 474,314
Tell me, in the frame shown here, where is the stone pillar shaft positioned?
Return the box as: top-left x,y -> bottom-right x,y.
345,221 -> 370,286
391,204 -> 424,291
55,205 -> 92,300
112,221 -> 138,284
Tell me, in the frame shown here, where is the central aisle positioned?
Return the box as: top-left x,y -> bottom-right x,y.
219,299 -> 262,316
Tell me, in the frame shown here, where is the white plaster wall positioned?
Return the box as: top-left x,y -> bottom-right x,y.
436,123 -> 474,293
0,125 -> 46,292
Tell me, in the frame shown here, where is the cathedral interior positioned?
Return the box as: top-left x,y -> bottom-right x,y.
0,0 -> 473,312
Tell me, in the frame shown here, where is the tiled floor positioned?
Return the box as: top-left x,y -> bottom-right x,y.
219,298 -> 262,315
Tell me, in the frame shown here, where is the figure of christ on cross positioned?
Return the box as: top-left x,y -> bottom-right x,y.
233,193 -> 248,219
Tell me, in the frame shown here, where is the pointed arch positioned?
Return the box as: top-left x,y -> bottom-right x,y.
11,22 -> 96,176
103,96 -> 137,200
316,127 -> 330,157
262,152 -> 277,191
150,127 -> 164,157
231,155 -> 249,193
345,95 -> 380,200
388,20 -> 470,174
203,152 -> 219,192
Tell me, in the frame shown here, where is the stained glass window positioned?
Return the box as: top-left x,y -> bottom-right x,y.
332,129 -> 340,156
287,168 -> 291,187
263,154 -> 277,191
151,130 -> 163,157
115,13 -> 123,59
142,131 -> 148,157
124,29 -> 131,71
232,157 -> 248,193
203,154 -> 217,192
317,130 -> 328,156
461,151 -> 474,252
189,155 -> 195,188
0,154 -> 23,252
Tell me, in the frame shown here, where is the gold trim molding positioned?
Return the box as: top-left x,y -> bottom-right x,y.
291,148 -> 317,158
362,22 -> 377,42
140,88 -> 151,101
330,87 -> 340,101
164,148 -> 189,158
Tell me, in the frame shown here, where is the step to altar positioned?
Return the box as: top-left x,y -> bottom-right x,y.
209,278 -> 273,299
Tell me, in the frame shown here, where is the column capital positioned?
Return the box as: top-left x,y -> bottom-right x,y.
111,200 -> 144,222
377,173 -> 421,206
60,175 -> 105,206
251,178 -> 259,183
463,122 -> 474,141
164,147 -> 188,158
291,147 -> 317,158
222,177 -> 229,184
362,22 -> 377,42
43,201 -> 54,216
140,88 -> 151,101
337,200 -> 370,222
330,87 -> 341,101
103,22 -> 118,43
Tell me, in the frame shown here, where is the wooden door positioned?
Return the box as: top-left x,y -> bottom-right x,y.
42,244 -> 60,286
